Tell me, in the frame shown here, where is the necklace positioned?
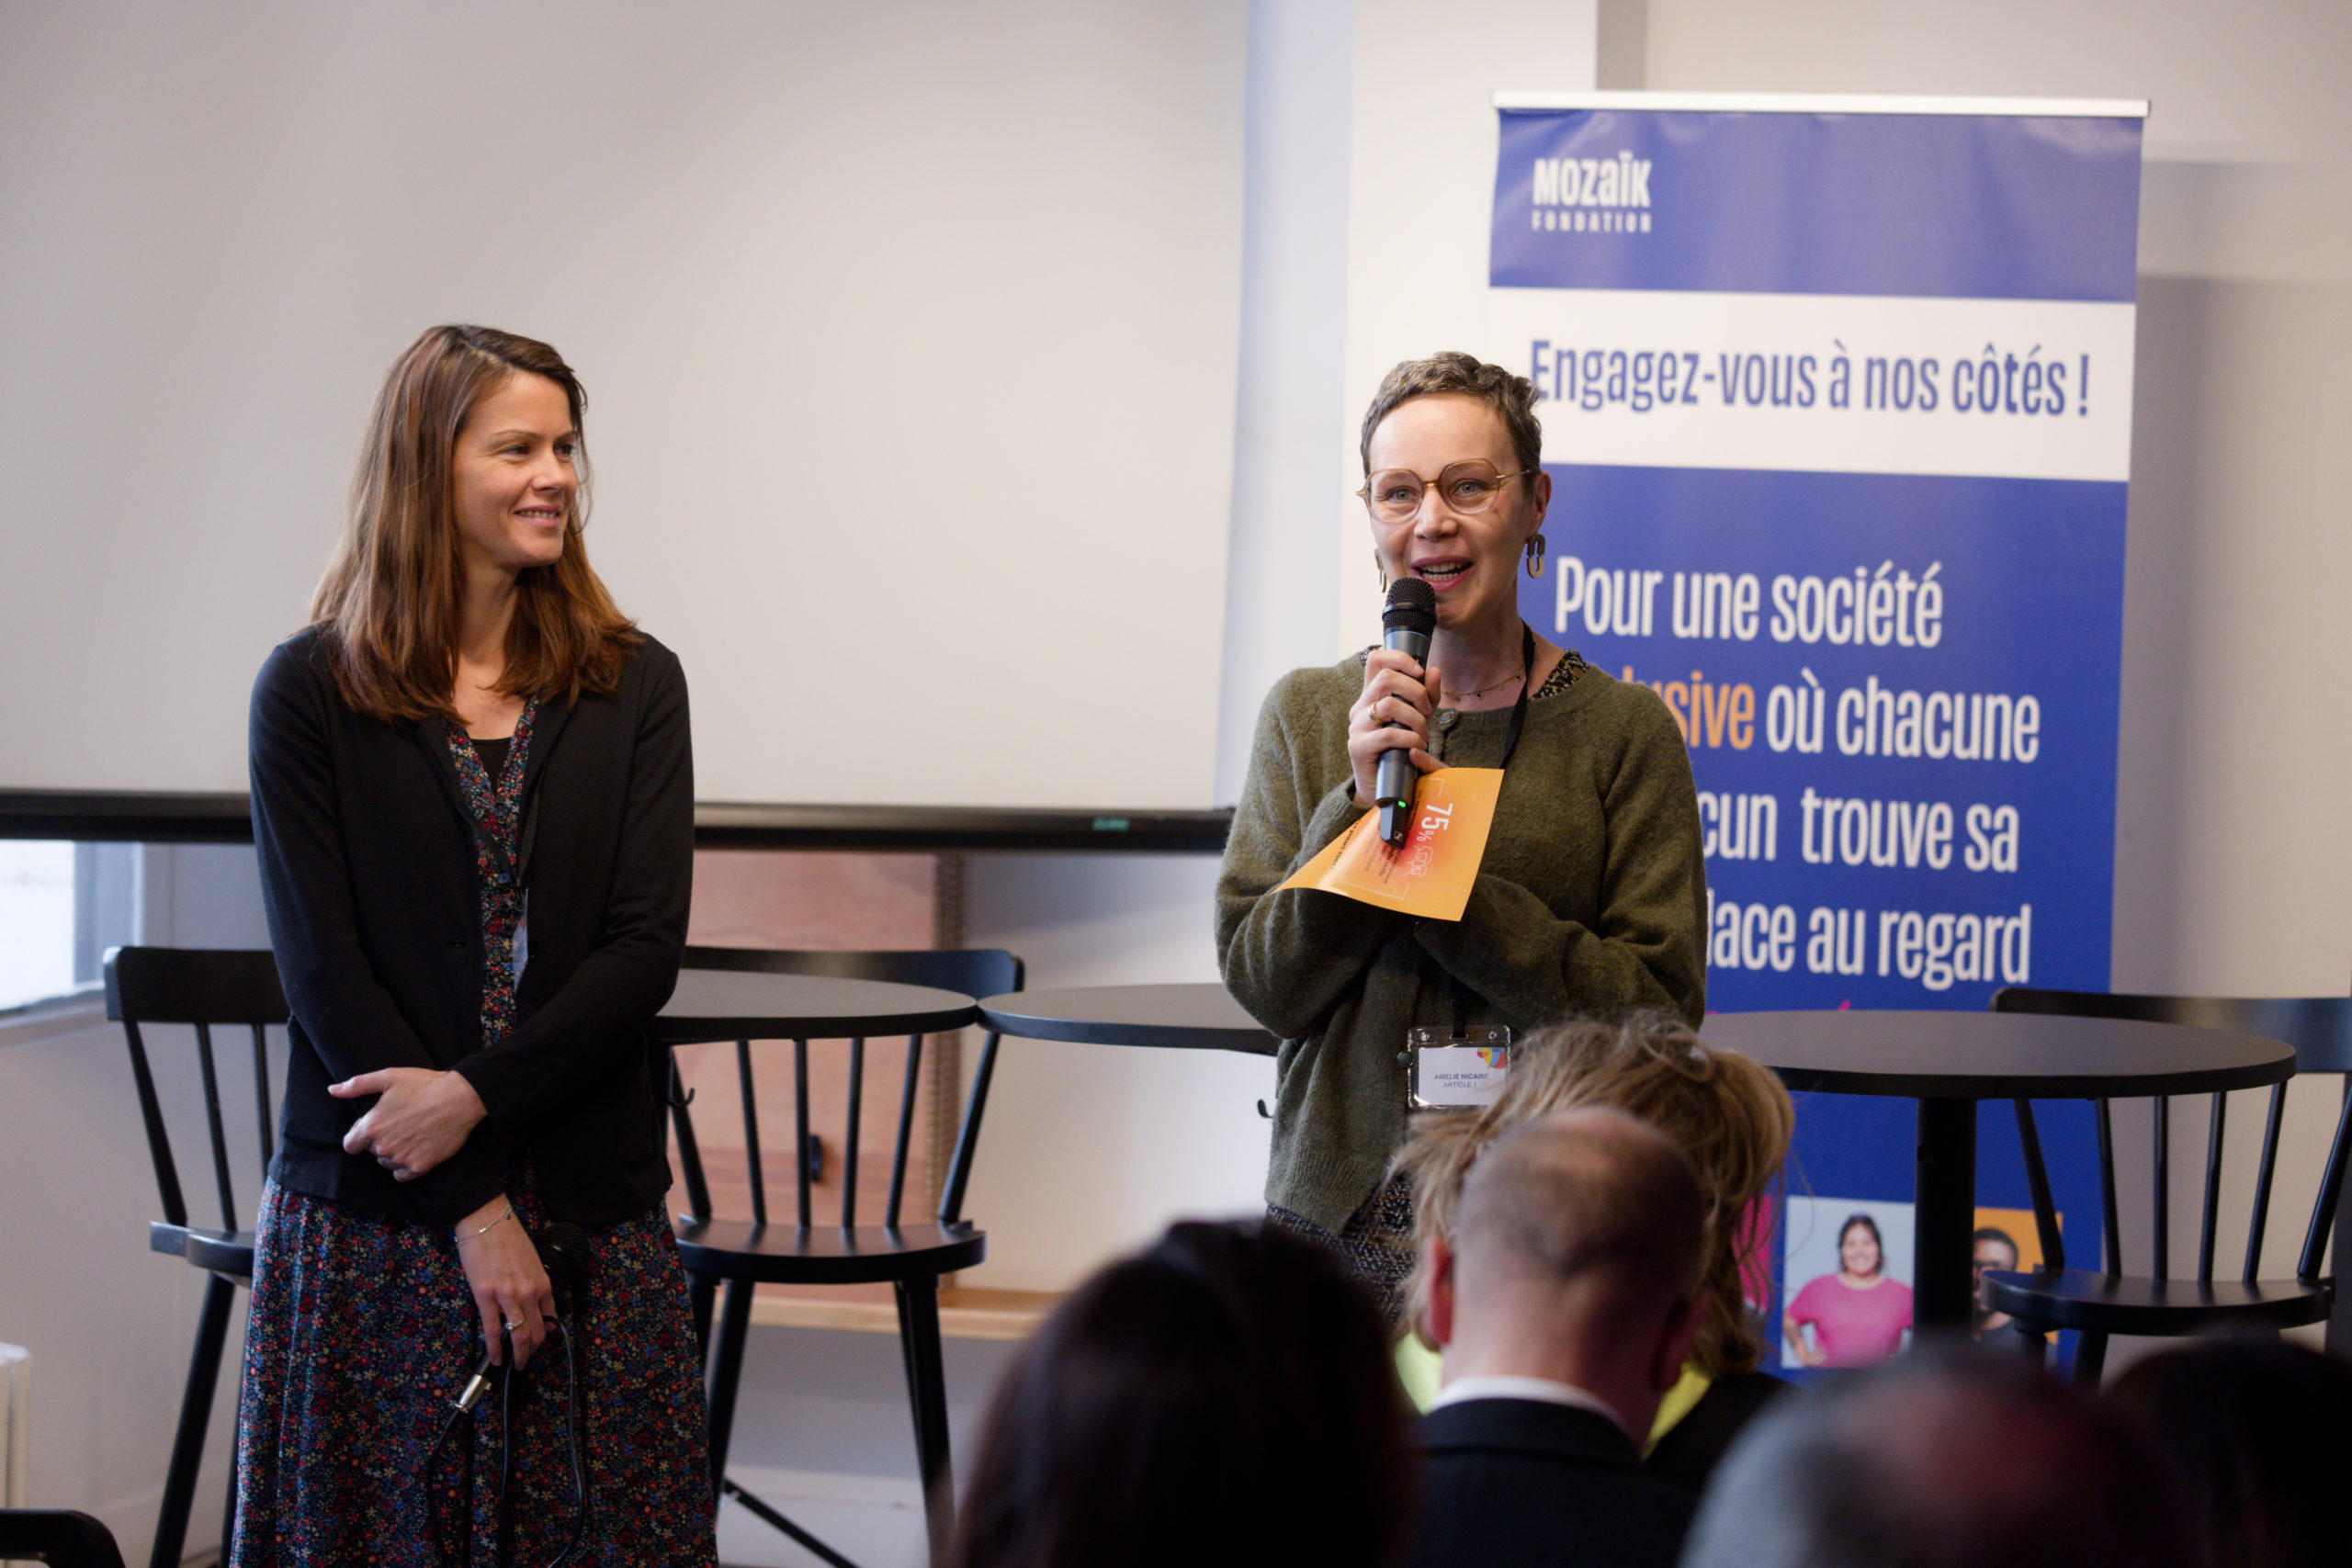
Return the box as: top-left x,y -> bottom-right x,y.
1448,666 -> 1526,703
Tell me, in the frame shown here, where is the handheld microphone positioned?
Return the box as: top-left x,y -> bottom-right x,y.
1374,578 -> 1437,847
450,1221 -> 591,1413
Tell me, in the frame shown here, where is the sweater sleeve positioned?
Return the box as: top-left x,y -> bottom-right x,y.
1216,669 -> 1400,1042
250,642 -> 452,1084
451,648 -> 693,1122
1412,684 -> 1708,1029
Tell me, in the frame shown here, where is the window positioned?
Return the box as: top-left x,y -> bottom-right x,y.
0,840 -> 138,1010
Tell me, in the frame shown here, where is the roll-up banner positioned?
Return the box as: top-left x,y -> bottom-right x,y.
1488,94 -> 2147,1370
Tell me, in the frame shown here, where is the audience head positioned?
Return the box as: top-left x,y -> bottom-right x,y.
2106,1337 -> 2352,1568
314,323 -> 633,722
1682,1344 -> 2191,1568
949,1218 -> 1414,1568
1428,1108 -> 1706,1427
1396,1012 -> 1794,1374
1447,1106 -> 1704,1313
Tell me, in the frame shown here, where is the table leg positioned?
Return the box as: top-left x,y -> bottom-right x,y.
1915,1098 -> 1977,1330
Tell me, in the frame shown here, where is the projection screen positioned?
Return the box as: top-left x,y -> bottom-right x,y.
0,2 -> 1246,819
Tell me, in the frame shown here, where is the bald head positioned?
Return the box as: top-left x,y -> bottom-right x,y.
1453,1107 -> 1705,1312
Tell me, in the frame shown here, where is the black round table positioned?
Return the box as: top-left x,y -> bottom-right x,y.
970,990 -> 2297,1333
650,968 -> 978,1044
1703,1010 -> 2298,1329
978,981 -> 1277,1055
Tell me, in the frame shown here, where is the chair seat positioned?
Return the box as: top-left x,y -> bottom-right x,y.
1984,1266 -> 2332,1335
152,1222 -> 255,1278
673,1219 -> 987,1285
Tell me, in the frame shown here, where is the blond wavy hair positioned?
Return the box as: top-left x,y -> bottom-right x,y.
1395,1013 -> 1793,1375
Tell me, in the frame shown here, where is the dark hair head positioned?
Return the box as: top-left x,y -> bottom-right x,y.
1971,1226 -> 2019,1258
949,1219 -> 1414,1568
311,324 -> 637,722
1838,1213 -> 1884,1276
2107,1337 -> 2352,1568
1683,1344 -> 2191,1568
1359,351 -> 1544,480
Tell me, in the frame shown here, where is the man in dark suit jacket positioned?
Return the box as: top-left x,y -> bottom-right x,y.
1404,1108 -> 1709,1568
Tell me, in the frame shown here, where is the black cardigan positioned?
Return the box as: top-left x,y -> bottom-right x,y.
248,626 -> 693,1227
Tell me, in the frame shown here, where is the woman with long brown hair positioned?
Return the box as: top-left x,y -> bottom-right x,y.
239,325 -> 712,1563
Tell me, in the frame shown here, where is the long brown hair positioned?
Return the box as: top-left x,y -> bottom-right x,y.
311,324 -> 639,722
1395,1013 -> 1794,1376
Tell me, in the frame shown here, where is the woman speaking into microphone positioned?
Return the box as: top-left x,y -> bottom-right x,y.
239,325 -> 713,1562
1216,352 -> 1707,1315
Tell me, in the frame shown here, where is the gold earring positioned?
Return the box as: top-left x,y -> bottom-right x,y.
1524,534 -> 1547,580
1374,551 -> 1388,592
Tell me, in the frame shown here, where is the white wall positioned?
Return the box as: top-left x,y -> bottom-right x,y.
0,0 -> 1248,812
958,852 -> 1273,1290
1214,0 -> 1357,807
1336,0 -> 1602,653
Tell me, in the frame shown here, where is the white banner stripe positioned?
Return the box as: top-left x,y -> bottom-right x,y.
1485,289 -> 2136,483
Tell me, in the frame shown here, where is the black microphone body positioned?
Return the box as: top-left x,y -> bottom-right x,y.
1374,580 -> 1438,847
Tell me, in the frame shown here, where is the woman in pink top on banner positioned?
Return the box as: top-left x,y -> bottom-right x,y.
1783,1213 -> 1912,1368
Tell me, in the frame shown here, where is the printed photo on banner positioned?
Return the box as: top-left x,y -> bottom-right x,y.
1971,1203 -> 2055,1342
1781,1195 -> 1915,1369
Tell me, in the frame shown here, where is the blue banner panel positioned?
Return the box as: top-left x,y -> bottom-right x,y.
1488,100 -> 2141,1373
1491,109 -> 2143,302
1520,465 -> 2125,1011
1520,465 -> 2122,1373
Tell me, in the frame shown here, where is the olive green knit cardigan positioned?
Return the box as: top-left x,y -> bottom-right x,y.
1216,652 -> 1708,1232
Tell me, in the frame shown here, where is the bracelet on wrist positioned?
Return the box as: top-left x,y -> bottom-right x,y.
460,1203 -> 516,1244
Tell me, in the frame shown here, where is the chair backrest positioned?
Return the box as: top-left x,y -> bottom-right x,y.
103,946 -> 288,1235
0,1508 -> 130,1568
1992,987 -> 2352,1286
673,946 -> 1023,1232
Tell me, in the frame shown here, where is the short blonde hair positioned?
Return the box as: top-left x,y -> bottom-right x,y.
1396,1013 -> 1794,1375
1358,351 -> 1543,479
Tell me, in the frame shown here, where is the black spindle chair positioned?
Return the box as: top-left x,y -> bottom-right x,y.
102,946 -> 288,1568
1985,989 -> 2352,1383
669,945 -> 1023,1568
0,1508 -> 130,1568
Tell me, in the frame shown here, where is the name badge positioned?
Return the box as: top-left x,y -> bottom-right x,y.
1408,1024 -> 1513,1111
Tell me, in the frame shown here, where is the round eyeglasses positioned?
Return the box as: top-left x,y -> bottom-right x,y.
1357,461 -> 1533,523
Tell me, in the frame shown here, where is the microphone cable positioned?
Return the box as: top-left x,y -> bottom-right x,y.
423,1317 -> 589,1568
527,1314 -> 589,1568
424,1217 -> 594,1568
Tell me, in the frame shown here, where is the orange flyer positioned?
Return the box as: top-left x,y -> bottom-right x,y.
1275,768 -> 1504,921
